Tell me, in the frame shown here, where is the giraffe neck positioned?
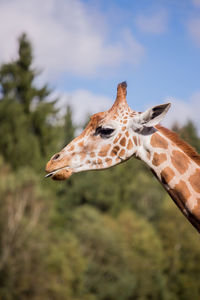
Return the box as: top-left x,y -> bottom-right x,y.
137,126 -> 200,233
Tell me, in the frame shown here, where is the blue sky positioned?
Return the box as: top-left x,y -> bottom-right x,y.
0,0 -> 200,130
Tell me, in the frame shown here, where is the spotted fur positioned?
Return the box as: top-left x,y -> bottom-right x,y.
46,82 -> 200,233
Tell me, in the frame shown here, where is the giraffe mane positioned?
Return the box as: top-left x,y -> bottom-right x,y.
156,125 -> 200,166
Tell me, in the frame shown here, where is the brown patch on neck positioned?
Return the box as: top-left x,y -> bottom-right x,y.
161,167 -> 175,184
111,145 -> 120,156
127,139 -> 133,150
114,133 -> 122,144
120,137 -> 126,146
189,169 -> 200,193
133,136 -> 137,146
152,152 -> 167,166
174,180 -> 191,204
171,150 -> 190,175
168,188 -> 200,232
156,125 -> 200,166
151,132 -> 168,149
125,131 -> 129,137
119,149 -> 125,157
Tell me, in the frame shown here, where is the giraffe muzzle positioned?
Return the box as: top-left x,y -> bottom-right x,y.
45,167 -> 73,180
45,150 -> 74,180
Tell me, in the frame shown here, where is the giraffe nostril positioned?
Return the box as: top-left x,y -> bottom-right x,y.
52,153 -> 60,160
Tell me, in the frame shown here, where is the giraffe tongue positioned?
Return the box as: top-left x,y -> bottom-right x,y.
45,172 -> 54,178
51,168 -> 72,181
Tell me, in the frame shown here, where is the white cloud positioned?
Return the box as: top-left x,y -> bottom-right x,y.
56,89 -> 113,127
163,92 -> 200,134
135,10 -> 168,35
0,0 -> 144,79
187,17 -> 200,47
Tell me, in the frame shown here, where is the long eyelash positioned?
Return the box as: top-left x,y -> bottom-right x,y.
94,127 -> 102,135
94,126 -> 114,137
100,128 -> 114,135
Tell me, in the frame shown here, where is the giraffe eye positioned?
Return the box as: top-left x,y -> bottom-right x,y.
94,126 -> 115,138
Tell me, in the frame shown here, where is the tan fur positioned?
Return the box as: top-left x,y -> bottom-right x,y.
152,153 -> 167,166
119,149 -> 125,156
189,169 -> 200,193
45,82 -> 200,233
133,136 -> 137,146
175,180 -> 191,204
114,134 -> 122,144
192,199 -> 200,218
127,139 -> 133,150
171,150 -> 190,174
120,137 -> 126,146
125,131 -> 129,137
161,167 -> 175,183
156,125 -> 200,166
151,132 -> 168,149
99,144 -> 111,157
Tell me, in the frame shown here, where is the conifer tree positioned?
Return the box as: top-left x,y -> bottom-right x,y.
0,33 -> 60,169
63,105 -> 76,146
172,121 -> 200,153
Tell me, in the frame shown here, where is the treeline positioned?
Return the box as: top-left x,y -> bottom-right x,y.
0,34 -> 200,300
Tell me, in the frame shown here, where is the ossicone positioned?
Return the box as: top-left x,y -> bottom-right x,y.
110,81 -> 128,110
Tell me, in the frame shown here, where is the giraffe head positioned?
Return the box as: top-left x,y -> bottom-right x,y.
45,82 -> 171,180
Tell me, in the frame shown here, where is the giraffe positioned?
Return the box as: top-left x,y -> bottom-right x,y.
45,82 -> 200,233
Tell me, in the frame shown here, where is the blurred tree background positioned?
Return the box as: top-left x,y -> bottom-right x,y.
0,34 -> 200,300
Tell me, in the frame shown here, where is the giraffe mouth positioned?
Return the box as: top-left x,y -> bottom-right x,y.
45,167 -> 73,180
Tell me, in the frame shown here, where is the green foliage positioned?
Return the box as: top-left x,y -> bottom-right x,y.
56,158 -> 165,222
155,196 -> 200,300
0,33 -> 60,170
0,158 -> 87,300
70,206 -> 137,300
172,121 -> 200,153
63,105 -> 76,146
67,206 -> 171,300
0,99 -> 41,169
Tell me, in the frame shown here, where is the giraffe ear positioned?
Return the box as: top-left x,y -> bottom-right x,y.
134,103 -> 171,129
